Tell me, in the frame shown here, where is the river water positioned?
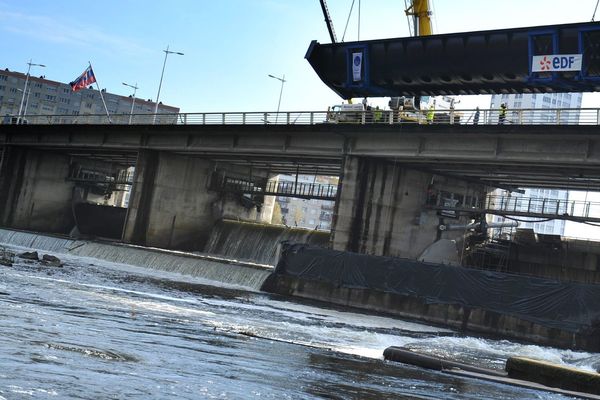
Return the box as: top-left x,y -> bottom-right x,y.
1,243 -> 599,399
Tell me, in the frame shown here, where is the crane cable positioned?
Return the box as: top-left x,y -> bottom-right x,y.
404,0 -> 413,36
430,0 -> 439,34
341,0 -> 356,42
594,0 -> 600,21
358,0 -> 361,41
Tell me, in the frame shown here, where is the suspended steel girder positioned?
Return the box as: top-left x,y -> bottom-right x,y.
306,21 -> 600,98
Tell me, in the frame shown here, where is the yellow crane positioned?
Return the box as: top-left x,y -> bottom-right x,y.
404,0 -> 433,36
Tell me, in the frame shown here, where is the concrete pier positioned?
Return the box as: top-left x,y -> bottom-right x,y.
123,151 -> 259,250
0,147 -> 74,233
332,155 -> 485,259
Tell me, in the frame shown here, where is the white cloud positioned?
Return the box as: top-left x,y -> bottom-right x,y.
0,9 -> 151,57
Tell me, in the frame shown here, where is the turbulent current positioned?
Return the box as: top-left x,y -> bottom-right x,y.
1,238 -> 599,399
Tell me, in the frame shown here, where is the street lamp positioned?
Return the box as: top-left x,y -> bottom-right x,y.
268,74 -> 286,124
122,82 -> 138,125
18,59 -> 45,123
17,88 -> 31,118
153,45 -> 184,124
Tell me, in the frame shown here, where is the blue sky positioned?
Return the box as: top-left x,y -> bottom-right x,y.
1,0 -> 599,112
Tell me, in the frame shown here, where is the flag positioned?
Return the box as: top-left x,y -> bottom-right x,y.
70,66 -> 97,92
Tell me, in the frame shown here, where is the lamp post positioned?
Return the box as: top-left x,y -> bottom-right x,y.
122,82 -> 138,124
153,45 -> 184,124
17,88 -> 31,118
18,59 -> 45,123
268,74 -> 286,124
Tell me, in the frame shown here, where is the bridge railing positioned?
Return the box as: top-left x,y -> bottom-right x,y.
484,195 -> 600,220
221,177 -> 338,200
5,108 -> 600,126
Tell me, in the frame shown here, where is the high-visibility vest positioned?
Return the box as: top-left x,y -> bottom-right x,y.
427,108 -> 434,120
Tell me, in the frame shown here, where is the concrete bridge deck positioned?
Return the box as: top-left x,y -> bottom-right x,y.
2,111 -> 600,191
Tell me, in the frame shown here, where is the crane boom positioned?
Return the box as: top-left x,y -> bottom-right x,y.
405,0 -> 432,36
319,0 -> 338,43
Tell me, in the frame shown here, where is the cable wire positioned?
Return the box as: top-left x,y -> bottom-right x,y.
430,0 -> 438,34
404,0 -> 413,36
341,0 -> 356,42
593,0 -> 600,21
358,0 -> 361,41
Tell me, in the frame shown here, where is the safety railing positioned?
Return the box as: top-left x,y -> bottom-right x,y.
3,108 -> 600,126
484,195 -> 600,220
222,178 -> 338,200
432,193 -> 600,222
66,168 -> 135,186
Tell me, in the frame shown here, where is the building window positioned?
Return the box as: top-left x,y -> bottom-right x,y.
45,94 -> 56,101
0,75 -> 6,81
9,88 -> 17,93
0,85 -> 5,91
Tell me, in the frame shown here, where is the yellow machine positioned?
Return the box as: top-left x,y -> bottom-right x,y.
405,0 -> 433,37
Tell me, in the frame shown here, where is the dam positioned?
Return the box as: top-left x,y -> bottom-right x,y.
2,12 -> 600,396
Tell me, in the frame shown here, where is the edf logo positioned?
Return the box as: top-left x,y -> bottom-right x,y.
532,54 -> 583,72
552,55 -> 576,69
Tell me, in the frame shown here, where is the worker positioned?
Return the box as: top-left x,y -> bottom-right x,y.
362,97 -> 368,110
374,106 -> 382,123
473,107 -> 480,125
499,103 -> 507,125
426,104 -> 435,124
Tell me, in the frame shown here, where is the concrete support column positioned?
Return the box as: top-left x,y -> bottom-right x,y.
123,149 -> 159,245
0,147 -> 74,233
123,151 -> 258,251
0,146 -> 26,227
332,155 -> 485,260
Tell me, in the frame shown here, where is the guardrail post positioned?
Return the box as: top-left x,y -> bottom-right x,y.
310,112 -> 314,125
202,113 -> 206,125
556,109 -> 561,125
264,112 -> 268,125
242,112 -> 246,125
542,198 -> 547,214
389,110 -> 393,124
361,111 -> 366,124
597,109 -> 600,125
287,112 -> 290,124
518,110 -> 523,125
222,113 -> 225,124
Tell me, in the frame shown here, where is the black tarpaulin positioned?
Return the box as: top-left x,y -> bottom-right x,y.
273,243 -> 600,333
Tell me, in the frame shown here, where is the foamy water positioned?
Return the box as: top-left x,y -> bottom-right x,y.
0,235 -> 597,399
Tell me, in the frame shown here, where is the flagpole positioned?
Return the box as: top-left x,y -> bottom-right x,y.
89,62 -> 111,124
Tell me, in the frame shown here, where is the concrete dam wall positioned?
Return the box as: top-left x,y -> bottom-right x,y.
262,243 -> 600,352
204,219 -> 330,265
0,228 -> 272,291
